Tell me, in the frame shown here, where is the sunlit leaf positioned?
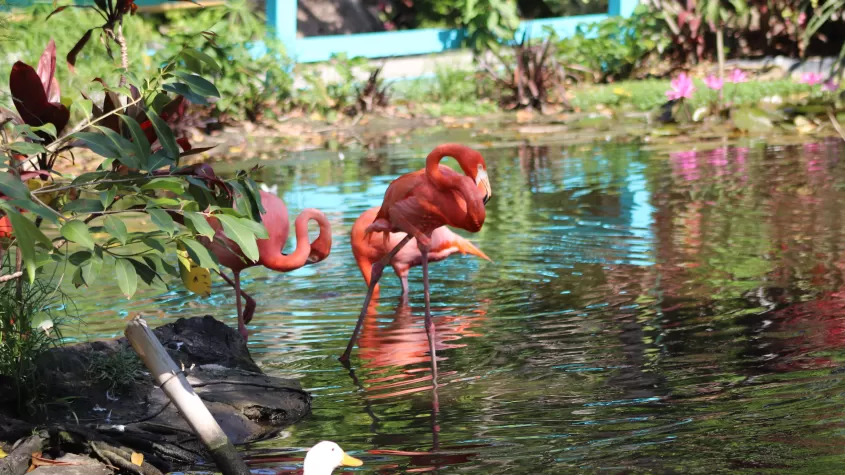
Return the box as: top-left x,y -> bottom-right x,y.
5,209 -> 52,282
115,258 -> 138,299
179,237 -> 219,271
148,209 -> 177,236
184,212 -> 215,240
215,214 -> 259,262
61,220 -> 95,250
104,215 -> 128,245
0,173 -> 32,200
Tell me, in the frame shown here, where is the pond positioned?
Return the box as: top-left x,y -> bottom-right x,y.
63,128 -> 845,473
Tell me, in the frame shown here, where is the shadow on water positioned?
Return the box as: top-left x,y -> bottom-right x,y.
62,134 -> 845,473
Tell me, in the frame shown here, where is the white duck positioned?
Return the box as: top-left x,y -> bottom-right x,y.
303,441 -> 363,474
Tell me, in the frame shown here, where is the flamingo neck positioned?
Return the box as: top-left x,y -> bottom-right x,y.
260,209 -> 325,272
425,143 -> 478,191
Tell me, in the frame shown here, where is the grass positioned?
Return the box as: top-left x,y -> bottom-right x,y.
87,347 -> 145,394
570,79 -> 817,112
0,265 -> 75,414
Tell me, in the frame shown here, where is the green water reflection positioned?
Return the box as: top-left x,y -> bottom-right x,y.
63,135 -> 845,473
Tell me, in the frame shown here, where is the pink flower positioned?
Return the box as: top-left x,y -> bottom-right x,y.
666,73 -> 696,100
798,12 -> 807,27
704,74 -> 723,90
822,80 -> 839,92
800,72 -> 824,85
728,68 -> 748,83
670,150 -> 699,181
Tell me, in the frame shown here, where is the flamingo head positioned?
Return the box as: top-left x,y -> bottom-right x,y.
459,148 -> 492,205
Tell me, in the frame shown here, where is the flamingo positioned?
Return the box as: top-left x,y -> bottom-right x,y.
174,190 -> 332,341
351,206 -> 490,304
340,143 -> 491,376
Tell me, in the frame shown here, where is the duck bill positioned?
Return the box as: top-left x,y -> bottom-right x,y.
341,452 -> 363,467
475,169 -> 492,205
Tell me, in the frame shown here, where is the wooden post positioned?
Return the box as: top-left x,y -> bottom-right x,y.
608,0 -> 638,17
124,317 -> 249,475
266,0 -> 298,61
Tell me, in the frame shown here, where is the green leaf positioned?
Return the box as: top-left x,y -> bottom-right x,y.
81,253 -> 103,287
68,250 -> 92,266
104,215 -> 128,245
72,266 -> 86,288
94,126 -> 142,169
215,214 -> 260,262
6,199 -> 59,223
115,258 -> 138,299
172,71 -> 221,98
184,212 -> 216,239
100,187 -> 117,210
61,220 -> 95,250
236,216 -> 269,240
141,237 -> 167,253
5,142 -> 49,155
0,173 -> 31,200
148,209 -> 178,236
141,177 -> 185,194
147,107 -> 180,161
128,258 -> 158,286
179,237 -> 219,271
162,83 -> 207,106
119,115 -> 152,164
72,171 -> 109,187
6,210 -> 52,282
732,107 -> 775,133
74,131 -> 121,158
62,199 -> 105,214
182,49 -> 222,72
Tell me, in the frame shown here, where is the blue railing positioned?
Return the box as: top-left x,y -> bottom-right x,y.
268,0 -> 639,63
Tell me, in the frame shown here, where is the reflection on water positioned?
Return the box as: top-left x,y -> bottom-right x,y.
63,135 -> 845,473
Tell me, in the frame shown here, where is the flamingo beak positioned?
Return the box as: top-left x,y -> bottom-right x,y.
340,451 -> 363,467
475,168 -> 492,205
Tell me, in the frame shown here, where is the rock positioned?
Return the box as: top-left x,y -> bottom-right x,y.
30,466 -> 111,475
30,454 -> 112,475
1,316 -> 311,472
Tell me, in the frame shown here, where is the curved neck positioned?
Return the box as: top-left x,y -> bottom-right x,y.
308,209 -> 332,262
425,143 -> 476,190
260,209 -> 326,272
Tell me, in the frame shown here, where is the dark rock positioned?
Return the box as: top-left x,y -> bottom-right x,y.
1,316 -> 311,472
151,316 -> 260,373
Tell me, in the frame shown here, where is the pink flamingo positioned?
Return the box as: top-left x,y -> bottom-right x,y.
351,206 -> 490,304
340,143 -> 491,374
176,190 -> 332,341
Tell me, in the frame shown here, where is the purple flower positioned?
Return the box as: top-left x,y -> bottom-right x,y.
822,80 -> 839,92
728,68 -> 748,84
666,73 -> 696,100
704,74 -> 723,91
800,72 -> 824,86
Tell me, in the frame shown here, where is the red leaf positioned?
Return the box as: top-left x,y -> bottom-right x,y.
101,91 -> 122,133
179,146 -> 216,158
36,39 -> 60,104
10,61 -> 70,134
67,29 -> 94,74
140,119 -> 157,145
160,95 -> 186,123
176,137 -> 192,152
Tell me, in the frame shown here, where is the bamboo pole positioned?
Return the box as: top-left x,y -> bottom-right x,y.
124,317 -> 249,475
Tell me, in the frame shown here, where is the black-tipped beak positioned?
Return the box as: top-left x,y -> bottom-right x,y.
483,194 -> 490,205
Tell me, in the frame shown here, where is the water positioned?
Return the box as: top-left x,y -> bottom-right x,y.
62,133 -> 845,473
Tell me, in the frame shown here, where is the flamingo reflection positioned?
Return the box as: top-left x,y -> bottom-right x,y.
341,297 -> 488,472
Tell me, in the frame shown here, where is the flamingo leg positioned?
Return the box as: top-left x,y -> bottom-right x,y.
233,271 -> 248,341
218,271 -> 257,325
340,234 -> 413,362
420,241 -> 439,388
398,270 -> 410,307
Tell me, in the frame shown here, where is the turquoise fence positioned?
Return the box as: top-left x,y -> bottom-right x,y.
6,0 -> 639,64
268,0 -> 639,63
